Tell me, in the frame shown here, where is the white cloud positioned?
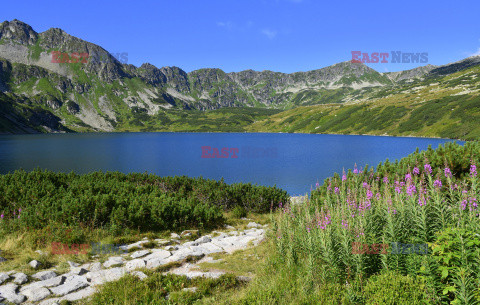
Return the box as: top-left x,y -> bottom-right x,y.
261,29 -> 277,39
216,21 -> 233,30
217,21 -> 254,32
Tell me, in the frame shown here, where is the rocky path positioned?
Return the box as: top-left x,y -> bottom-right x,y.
0,222 -> 267,304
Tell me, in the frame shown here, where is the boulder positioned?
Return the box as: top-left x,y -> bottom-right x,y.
103,256 -> 125,268
49,275 -> 89,296
22,286 -> 51,302
130,250 -> 150,259
129,271 -> 148,280
12,272 -> 28,284
125,259 -> 146,271
0,272 -> 10,284
0,283 -> 26,304
29,260 -> 42,269
32,270 -> 57,281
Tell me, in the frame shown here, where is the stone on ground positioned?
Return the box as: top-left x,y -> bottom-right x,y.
0,283 -> 26,304
12,272 -> 28,284
22,286 -> 51,302
130,249 -> 150,259
32,270 -> 57,281
87,267 -> 125,286
129,271 -> 148,280
103,256 -> 125,268
49,275 -> 89,296
125,259 -> 146,271
29,260 -> 42,269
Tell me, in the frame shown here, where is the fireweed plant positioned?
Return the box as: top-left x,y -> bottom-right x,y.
272,141 -> 480,303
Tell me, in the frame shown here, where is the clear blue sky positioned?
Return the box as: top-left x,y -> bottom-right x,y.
2,0 -> 479,73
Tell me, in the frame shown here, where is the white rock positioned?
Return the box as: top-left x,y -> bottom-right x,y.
125,240 -> 150,250
129,271 -> 148,280
130,250 -> 150,259
38,298 -> 62,305
29,260 -> 42,269
87,262 -> 103,272
20,276 -> 65,293
224,225 -> 235,230
61,286 -> 96,301
247,222 -> 260,228
50,275 -> 89,296
182,241 -> 199,247
63,267 -> 88,277
146,258 -> 167,269
87,267 -> 126,286
169,248 -> 205,262
191,243 -> 223,254
125,259 -> 146,271
103,256 -> 125,268
32,270 -> 57,281
0,283 -> 26,304
154,239 -> 169,246
195,236 -> 212,244
211,239 -> 234,249
215,233 -> 229,239
244,228 -> 265,236
12,272 -> 28,284
22,286 -> 51,302
170,233 -> 181,239
0,272 -> 10,284
143,249 -> 171,261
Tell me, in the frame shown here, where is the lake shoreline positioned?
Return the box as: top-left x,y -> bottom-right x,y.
0,130 -> 465,142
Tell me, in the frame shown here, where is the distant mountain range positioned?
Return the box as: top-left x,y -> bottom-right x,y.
0,19 -> 479,138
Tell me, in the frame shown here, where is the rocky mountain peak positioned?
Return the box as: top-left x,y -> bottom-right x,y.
0,19 -> 38,45
137,63 -> 166,85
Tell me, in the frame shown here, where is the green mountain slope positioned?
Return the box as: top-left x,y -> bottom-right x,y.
247,65 -> 480,140
1,19 -> 479,138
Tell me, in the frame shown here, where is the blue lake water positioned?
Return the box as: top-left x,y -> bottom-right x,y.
0,133 -> 460,195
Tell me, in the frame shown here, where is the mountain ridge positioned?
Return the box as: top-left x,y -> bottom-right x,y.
1,19 -> 479,137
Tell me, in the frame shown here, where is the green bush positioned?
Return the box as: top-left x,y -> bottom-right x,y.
232,206 -> 247,218
0,170 -> 288,235
364,271 -> 429,305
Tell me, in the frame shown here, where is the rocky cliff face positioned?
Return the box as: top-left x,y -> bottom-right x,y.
428,55 -> 480,77
385,65 -> 438,82
0,20 -> 38,45
0,19 -> 477,133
